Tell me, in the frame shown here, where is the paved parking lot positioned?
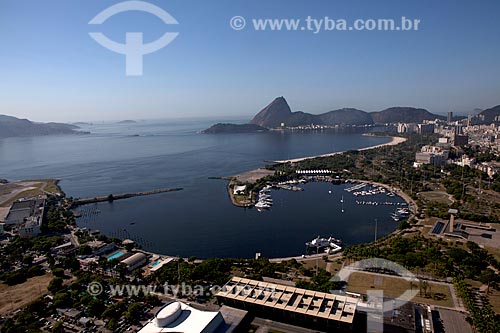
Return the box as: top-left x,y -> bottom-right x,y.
437,308 -> 472,333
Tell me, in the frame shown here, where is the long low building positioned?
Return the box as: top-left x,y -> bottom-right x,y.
216,277 -> 358,331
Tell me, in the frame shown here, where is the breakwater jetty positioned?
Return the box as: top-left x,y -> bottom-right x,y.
72,187 -> 183,206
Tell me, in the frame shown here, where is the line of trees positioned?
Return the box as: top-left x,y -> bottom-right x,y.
454,277 -> 500,333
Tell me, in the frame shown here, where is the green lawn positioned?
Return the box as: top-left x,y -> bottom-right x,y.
346,272 -> 455,308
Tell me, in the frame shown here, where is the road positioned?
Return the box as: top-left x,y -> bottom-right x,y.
69,228 -> 81,248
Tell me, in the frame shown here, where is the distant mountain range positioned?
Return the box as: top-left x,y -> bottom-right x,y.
479,105 -> 500,123
0,115 -> 85,138
248,97 -> 447,128
204,97 -> 453,133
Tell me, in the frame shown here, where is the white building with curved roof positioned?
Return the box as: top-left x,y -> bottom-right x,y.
138,301 -> 224,333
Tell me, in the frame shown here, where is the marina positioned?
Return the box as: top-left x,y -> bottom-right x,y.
355,200 -> 407,206
391,207 -> 410,221
255,186 -> 273,209
345,182 -> 396,197
254,181 -> 307,210
254,178 -> 410,225
74,181 -> 404,258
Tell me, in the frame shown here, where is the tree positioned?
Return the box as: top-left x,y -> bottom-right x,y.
144,294 -> 161,306
86,298 -> 105,318
419,280 -> 429,297
397,219 -> 411,230
77,245 -> 92,255
132,269 -> 144,282
125,302 -> 143,323
52,321 -> 65,333
27,265 -> 44,277
106,318 -> 118,330
48,277 -> 64,293
479,269 -> 496,292
22,255 -> 34,265
52,268 -> 65,278
53,291 -> 71,308
63,256 -> 81,272
115,263 -> 128,278
2,270 -> 27,285
46,252 -> 55,269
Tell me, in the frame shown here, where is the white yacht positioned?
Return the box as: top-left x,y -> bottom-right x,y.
255,201 -> 271,209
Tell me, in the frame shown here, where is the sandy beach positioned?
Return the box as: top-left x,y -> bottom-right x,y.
273,136 -> 407,163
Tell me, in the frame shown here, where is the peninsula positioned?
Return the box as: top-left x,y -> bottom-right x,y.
202,123 -> 268,134
201,96 -> 466,133
0,115 -> 86,138
227,134 -> 408,207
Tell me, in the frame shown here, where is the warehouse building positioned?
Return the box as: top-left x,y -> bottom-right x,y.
120,252 -> 148,271
4,198 -> 45,237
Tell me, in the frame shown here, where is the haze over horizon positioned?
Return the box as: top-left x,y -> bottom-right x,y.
1,0 -> 499,122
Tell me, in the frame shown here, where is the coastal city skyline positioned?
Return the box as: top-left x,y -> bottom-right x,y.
0,0 -> 499,122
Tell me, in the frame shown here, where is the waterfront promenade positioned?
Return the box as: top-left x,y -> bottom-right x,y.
273,136 -> 407,164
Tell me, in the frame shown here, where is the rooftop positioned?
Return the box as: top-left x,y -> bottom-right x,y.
4,198 -> 45,226
121,252 -> 147,266
138,301 -> 223,333
216,306 -> 248,333
216,277 -> 358,324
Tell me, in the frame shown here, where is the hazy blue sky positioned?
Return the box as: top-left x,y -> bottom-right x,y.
0,0 -> 499,122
